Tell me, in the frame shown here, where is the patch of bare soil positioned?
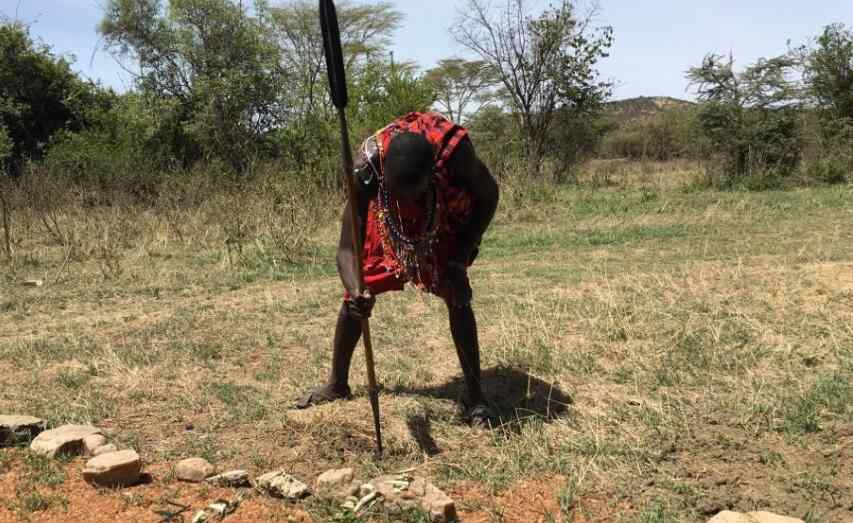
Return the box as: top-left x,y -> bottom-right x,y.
450,476 -> 629,523
638,417 -> 853,521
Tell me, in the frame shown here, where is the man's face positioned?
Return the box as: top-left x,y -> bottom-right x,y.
386,168 -> 431,205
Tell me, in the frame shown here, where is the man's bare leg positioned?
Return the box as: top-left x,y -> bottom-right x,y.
447,303 -> 486,408
295,302 -> 361,408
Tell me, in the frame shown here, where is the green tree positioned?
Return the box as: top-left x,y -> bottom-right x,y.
99,0 -> 288,174
793,24 -> 853,183
465,105 -> 523,178
269,0 -> 402,175
0,22 -> 107,172
348,59 -> 436,139
271,0 -> 402,118
425,58 -> 498,124
687,54 -> 802,185
452,0 -> 613,178
801,23 -> 853,121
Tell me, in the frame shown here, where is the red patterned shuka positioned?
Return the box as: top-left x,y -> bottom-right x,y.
352,112 -> 474,299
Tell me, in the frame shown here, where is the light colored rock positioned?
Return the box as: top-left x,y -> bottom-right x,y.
255,470 -> 310,500
83,434 -> 108,455
92,444 -> 117,456
0,415 -> 46,446
315,468 -> 359,500
176,457 -> 215,482
30,424 -> 102,457
82,449 -> 142,487
707,512 -> 804,523
317,467 -> 354,488
206,470 -> 251,488
368,475 -> 456,522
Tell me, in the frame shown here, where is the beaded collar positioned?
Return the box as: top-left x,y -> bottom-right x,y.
373,132 -> 441,286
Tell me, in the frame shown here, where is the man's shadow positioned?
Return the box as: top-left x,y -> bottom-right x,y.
395,366 -> 573,456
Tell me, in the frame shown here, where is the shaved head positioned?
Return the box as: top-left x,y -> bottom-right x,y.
383,132 -> 434,201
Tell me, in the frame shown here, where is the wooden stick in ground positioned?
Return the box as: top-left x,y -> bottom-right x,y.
321,0 -> 383,456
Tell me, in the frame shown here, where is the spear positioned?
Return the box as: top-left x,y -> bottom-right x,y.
319,0 -> 383,456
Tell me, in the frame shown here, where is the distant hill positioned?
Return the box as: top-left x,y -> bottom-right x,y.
602,96 -> 695,124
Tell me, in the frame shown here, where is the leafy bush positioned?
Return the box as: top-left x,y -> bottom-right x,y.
0,22 -> 110,172
698,103 -> 802,189
465,106 -> 525,181
687,54 -> 805,188
41,93 -> 179,203
800,115 -> 853,185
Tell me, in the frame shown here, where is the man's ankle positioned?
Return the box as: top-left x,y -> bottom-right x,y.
465,392 -> 486,407
327,381 -> 351,395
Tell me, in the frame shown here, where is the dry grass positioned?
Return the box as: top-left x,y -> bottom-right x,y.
1,161 -> 853,522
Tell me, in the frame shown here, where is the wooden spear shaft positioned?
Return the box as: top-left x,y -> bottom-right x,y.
337,110 -> 383,456
321,0 -> 383,456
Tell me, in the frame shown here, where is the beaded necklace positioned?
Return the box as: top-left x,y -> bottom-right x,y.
374,133 -> 442,288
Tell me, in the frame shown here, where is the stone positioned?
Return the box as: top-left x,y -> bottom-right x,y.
92,444 -> 117,456
315,468 -> 360,500
82,449 -> 142,487
368,475 -> 456,522
176,457 -> 215,482
83,434 -> 108,455
707,512 -> 804,523
30,424 -> 102,458
255,470 -> 311,500
0,415 -> 46,446
207,470 -> 251,488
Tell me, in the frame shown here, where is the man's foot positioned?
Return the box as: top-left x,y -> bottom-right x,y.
294,384 -> 352,409
464,403 -> 496,428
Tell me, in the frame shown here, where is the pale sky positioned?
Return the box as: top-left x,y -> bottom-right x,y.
2,0 -> 851,100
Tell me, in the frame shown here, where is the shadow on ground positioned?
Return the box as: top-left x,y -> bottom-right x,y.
394,366 -> 574,456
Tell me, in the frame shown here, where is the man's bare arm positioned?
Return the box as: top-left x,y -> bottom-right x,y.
337,174 -> 373,297
447,140 -> 499,265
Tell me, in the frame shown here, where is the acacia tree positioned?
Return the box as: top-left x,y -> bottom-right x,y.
800,23 -> 853,122
271,0 -> 402,119
687,54 -> 802,183
99,0 -> 288,174
269,0 -> 403,174
425,58 -> 498,124
452,0 -> 613,178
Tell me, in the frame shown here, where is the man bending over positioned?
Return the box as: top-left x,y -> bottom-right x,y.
296,112 -> 499,426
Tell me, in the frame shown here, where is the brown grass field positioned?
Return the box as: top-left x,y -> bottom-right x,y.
1,160 -> 852,522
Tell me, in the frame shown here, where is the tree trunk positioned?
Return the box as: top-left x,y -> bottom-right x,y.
0,185 -> 11,259
521,114 -> 545,178
524,132 -> 545,178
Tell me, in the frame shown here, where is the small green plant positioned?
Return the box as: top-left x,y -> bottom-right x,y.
16,490 -> 68,514
55,369 -> 91,390
22,453 -> 66,487
208,382 -> 269,421
558,476 -> 579,519
780,373 -> 853,434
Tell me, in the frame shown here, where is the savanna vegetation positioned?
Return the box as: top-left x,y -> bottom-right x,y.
1,1 -> 852,522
